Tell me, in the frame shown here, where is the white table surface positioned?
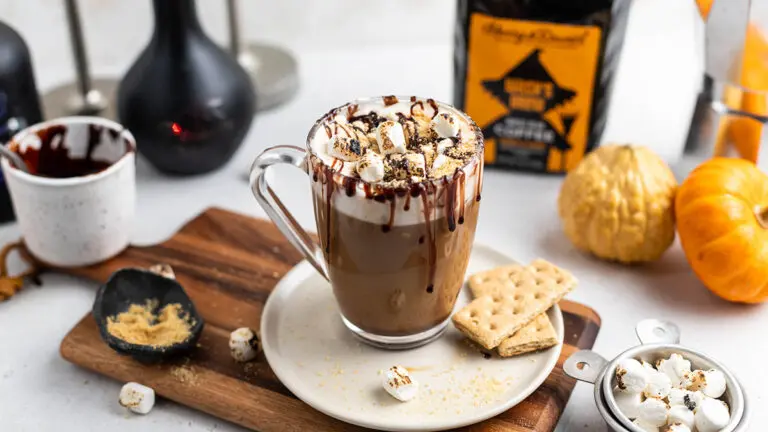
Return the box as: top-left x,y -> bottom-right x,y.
1,0 -> 764,431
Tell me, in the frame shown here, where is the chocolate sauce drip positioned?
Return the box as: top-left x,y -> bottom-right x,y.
410,101 -> 425,116
15,124 -> 117,178
475,160 -> 483,201
458,171 -> 466,225
383,199 -> 395,232
346,104 -> 359,120
426,98 -> 439,118
348,112 -> 387,131
363,183 -> 373,199
319,164 -> 335,254
343,176 -> 357,197
404,194 -> 411,211
323,123 -> 332,138
382,95 -> 399,106
419,183 -> 437,293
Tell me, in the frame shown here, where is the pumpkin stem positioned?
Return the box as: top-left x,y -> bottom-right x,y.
756,206 -> 768,229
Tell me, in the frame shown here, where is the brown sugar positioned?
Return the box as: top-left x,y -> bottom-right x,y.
106,299 -> 194,347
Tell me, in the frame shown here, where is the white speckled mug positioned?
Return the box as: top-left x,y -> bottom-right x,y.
1,117 -> 136,267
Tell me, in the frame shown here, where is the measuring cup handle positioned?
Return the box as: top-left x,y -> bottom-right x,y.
564,350 -> 608,384
249,145 -> 329,280
635,319 -> 681,345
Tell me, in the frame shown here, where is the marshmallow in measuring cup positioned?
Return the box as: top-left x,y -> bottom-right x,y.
694,397 -> 730,432
119,382 -> 155,414
430,112 -> 460,138
657,353 -> 691,387
615,358 -> 649,394
613,388 -> 643,419
668,405 -> 695,429
375,121 -> 407,155
643,367 -> 672,399
382,365 -> 418,402
681,368 -> 726,398
636,397 -> 669,427
664,423 -> 692,432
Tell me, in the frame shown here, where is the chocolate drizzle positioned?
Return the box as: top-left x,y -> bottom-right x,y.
426,98 -> 439,118
10,124 -> 130,178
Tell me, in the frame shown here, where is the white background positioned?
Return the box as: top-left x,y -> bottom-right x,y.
1,0 -> 762,431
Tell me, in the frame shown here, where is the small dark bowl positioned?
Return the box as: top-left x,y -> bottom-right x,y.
92,268 -> 204,363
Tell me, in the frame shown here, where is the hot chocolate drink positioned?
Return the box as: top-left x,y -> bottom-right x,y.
307,96 -> 484,340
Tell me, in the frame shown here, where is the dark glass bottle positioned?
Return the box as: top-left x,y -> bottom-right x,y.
0,21 -> 44,222
117,0 -> 256,175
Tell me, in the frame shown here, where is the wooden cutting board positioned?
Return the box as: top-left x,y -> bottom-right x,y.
56,207 -> 601,432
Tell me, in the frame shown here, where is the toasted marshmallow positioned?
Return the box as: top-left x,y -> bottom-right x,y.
328,135 -> 364,162
663,423 -> 692,432
637,397 -> 669,427
437,138 -> 454,154
681,370 -> 708,392
632,419 -> 660,432
356,151 -> 385,183
656,354 -> 692,387
382,366 -> 418,402
119,382 -> 155,415
432,154 -> 449,172
700,369 -> 726,399
668,405 -> 695,429
148,264 -> 175,279
405,153 -> 426,178
375,121 -> 407,155
644,368 -> 672,399
668,388 -> 692,409
229,327 -> 260,362
431,112 -> 460,138
613,387 -> 643,419
694,397 -> 730,432
616,358 -> 649,394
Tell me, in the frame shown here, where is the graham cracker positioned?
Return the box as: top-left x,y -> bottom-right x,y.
497,314 -> 559,357
467,263 -> 526,298
452,259 -> 576,350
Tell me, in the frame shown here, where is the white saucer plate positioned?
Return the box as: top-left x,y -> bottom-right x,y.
261,244 -> 563,431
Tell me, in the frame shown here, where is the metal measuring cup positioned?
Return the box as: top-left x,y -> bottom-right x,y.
564,319 -> 749,431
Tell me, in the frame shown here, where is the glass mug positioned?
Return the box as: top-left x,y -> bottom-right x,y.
249,96 -> 484,349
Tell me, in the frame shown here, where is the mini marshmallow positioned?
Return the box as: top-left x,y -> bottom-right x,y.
356,150 -> 385,183
664,423 -> 692,432
644,368 -> 672,399
694,397 -> 730,432
119,382 -> 155,415
700,369 -> 727,399
656,353 -> 691,387
148,264 -> 175,279
616,358 -> 649,394
613,387 -> 643,419
229,327 -> 260,362
668,388 -> 693,408
681,369 -> 707,392
632,419 -> 659,432
382,365 -> 418,402
636,397 -> 669,427
405,153 -> 426,178
375,121 -> 407,155
668,405 -> 695,429
430,112 -> 460,138
437,138 -> 454,154
328,135 -> 364,161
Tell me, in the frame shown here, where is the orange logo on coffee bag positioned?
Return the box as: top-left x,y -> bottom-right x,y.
463,14 -> 602,173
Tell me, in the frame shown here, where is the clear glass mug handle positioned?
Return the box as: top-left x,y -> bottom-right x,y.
249,145 -> 329,280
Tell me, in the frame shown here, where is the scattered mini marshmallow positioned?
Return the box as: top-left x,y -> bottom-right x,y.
328,135 -> 364,161
614,388 -> 643,419
663,423 -> 692,432
644,368 -> 672,399
148,264 -> 175,280
229,327 -> 260,362
632,418 -> 660,432
668,405 -> 695,429
700,369 -> 727,399
375,121 -> 407,155
616,358 -> 649,394
694,397 -> 730,432
437,138 -> 454,154
356,150 -> 385,183
656,353 -> 691,387
119,382 -> 155,415
430,112 -> 460,138
637,397 -> 669,427
382,365 -> 418,402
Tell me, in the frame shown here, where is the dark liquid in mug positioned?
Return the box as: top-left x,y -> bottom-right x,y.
9,124 -> 125,178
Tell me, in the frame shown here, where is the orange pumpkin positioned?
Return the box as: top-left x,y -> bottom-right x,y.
676,157 -> 768,303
